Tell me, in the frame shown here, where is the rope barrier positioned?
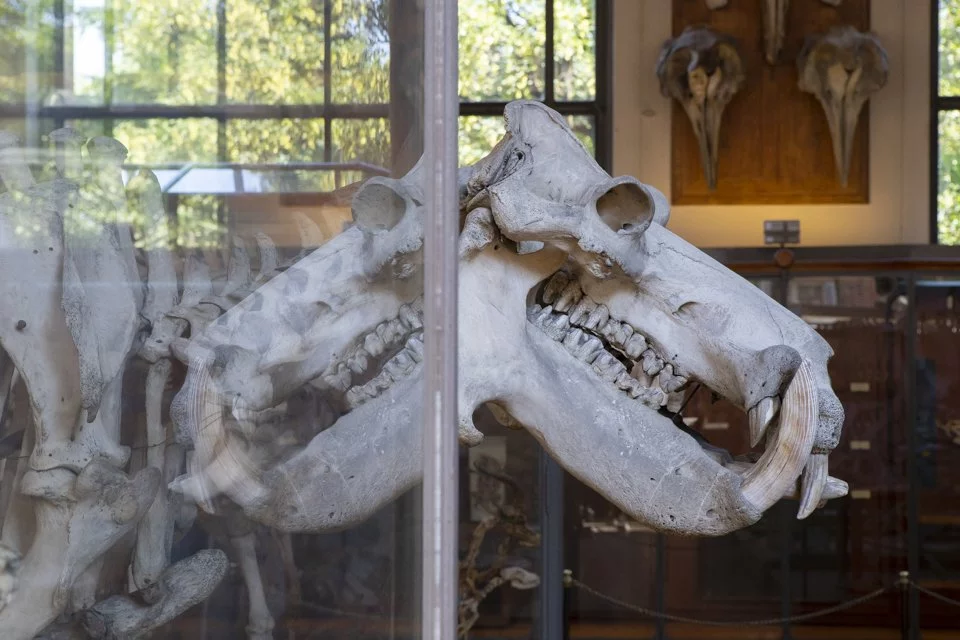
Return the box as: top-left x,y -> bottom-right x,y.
567,573 -> 894,627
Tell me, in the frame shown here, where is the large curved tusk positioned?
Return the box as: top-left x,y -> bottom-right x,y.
797,452 -> 829,519
180,363 -> 271,508
740,359 -> 818,512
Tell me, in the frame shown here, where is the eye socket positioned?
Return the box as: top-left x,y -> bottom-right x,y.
595,181 -> 652,234
352,180 -> 407,232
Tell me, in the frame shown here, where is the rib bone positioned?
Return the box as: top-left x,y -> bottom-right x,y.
657,26 -> 744,190
798,26 -> 888,187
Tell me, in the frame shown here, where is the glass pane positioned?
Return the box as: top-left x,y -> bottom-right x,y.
226,118 -> 326,163
459,115 -> 507,165
0,1 -> 429,637
554,0 -> 595,101
331,118 -> 390,167
914,277 -> 960,633
458,0 -> 545,102
330,0 -> 390,105
565,114 -> 594,157
111,0 -> 218,105
938,110 -> 960,245
226,0 -> 325,104
113,118 -> 218,163
941,0 -> 960,96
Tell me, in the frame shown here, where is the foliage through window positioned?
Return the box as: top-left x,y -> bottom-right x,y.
0,0 -> 606,246
937,0 -> 960,243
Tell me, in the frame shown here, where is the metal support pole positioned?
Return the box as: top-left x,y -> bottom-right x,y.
421,0 -> 459,637
537,451 -> 565,639
905,277 -> 920,640
654,533 -> 666,640
900,570 -> 911,640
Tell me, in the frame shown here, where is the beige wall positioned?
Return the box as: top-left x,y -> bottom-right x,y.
612,0 -> 932,247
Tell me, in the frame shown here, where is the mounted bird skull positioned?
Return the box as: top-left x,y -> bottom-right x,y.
656,26 -> 744,191
704,1 -> 846,65
797,25 -> 888,187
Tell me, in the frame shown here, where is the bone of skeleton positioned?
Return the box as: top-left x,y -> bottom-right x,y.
461,101 -> 845,528
229,531 -> 275,639
0,464 -> 159,639
657,26 -> 744,190
761,0 -> 790,65
0,543 -> 18,614
798,25 -> 888,187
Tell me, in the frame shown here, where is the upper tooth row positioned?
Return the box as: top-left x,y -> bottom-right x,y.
345,333 -> 424,409
322,299 -> 423,391
530,304 -> 677,410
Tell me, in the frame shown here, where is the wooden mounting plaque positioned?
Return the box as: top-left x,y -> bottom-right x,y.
670,0 -> 871,205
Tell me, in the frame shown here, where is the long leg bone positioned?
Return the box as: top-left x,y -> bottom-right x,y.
761,0 -> 789,65
798,26 -> 888,187
656,26 -> 744,190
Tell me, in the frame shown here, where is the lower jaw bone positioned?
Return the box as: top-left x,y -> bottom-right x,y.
501,326 -> 762,536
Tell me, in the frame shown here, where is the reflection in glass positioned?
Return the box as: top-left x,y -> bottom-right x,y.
226,118 -> 326,163
332,117 -> 390,167
331,0 -> 390,105
226,0 -> 325,104
112,0 -> 218,105
0,1 -> 58,105
458,0 -> 545,102
113,118 -> 219,163
554,0 -> 595,102
459,115 -> 506,166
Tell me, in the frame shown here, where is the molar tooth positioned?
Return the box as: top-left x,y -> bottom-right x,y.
543,313 -> 570,340
348,349 -> 370,375
554,281 -> 583,313
399,303 -> 423,330
600,318 -> 620,342
624,334 -> 648,359
568,297 -> 597,326
602,360 -> 626,382
584,304 -> 609,330
542,272 -> 570,304
563,328 -> 585,350
631,363 -> 653,387
534,305 -> 554,326
324,363 -> 352,392
577,336 -> 604,362
616,371 -> 640,393
364,332 -> 385,357
641,349 -> 664,376
615,323 -> 634,346
405,335 -> 424,362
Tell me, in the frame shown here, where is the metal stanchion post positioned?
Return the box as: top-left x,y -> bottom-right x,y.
899,570 -> 910,640
563,570 -> 573,640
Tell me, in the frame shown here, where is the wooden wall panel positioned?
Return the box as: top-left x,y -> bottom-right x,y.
670,0 -> 871,205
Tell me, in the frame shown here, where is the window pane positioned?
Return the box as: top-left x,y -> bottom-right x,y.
226,0 -> 325,104
331,0 -> 390,104
565,114 -> 594,157
331,117 -> 389,167
554,0 -> 595,101
112,118 -> 218,164
226,118 -> 325,163
0,1 -> 58,104
111,0 -> 218,105
941,0 -> 960,96
459,115 -> 507,165
458,0 -> 545,102
938,110 -> 960,244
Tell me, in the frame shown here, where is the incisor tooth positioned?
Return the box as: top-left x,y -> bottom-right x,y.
749,395 -> 781,448
542,272 -> 569,304
555,281 -> 583,312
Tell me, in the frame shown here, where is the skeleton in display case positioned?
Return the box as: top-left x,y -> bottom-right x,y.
0,99 -> 847,638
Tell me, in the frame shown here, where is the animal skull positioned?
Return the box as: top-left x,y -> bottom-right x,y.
798,25 -> 888,187
460,101 -> 846,532
656,26 -> 744,190
705,1 -> 846,65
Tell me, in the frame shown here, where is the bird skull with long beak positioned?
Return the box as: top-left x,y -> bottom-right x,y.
461,101 -> 847,533
657,26 -> 744,191
798,25 -> 888,187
